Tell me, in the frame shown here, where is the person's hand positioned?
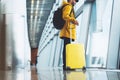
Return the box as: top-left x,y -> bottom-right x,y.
71,20 -> 79,25
74,20 -> 79,25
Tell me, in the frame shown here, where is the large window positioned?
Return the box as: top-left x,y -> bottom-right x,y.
86,0 -> 114,68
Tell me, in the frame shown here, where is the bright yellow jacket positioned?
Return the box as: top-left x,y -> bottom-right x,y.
59,1 -> 77,40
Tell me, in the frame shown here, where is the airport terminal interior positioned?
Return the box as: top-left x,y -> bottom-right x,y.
0,0 -> 120,80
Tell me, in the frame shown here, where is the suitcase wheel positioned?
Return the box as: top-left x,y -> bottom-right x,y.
66,66 -> 75,71
66,66 -> 71,70
82,66 -> 86,72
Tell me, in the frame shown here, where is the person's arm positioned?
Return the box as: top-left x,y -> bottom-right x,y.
62,5 -> 78,25
62,5 -> 75,22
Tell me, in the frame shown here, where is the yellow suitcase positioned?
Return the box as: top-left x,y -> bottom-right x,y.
66,43 -> 86,70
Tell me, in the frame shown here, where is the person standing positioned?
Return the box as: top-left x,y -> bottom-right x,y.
59,0 -> 79,70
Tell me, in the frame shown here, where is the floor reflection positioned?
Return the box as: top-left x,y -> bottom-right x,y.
36,68 -> 120,80
31,66 -> 38,80
37,69 -> 64,80
65,71 -> 86,80
0,68 -> 31,80
0,67 -> 120,80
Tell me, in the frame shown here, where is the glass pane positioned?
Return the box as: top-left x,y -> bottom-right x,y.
86,0 -> 114,68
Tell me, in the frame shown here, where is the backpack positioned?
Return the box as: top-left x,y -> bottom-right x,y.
53,4 -> 70,30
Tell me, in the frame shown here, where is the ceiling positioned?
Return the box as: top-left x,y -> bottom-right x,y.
26,0 -> 55,48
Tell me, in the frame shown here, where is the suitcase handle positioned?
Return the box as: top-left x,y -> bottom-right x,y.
69,23 -> 75,43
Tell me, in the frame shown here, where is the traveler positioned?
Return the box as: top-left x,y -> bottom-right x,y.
59,0 -> 79,70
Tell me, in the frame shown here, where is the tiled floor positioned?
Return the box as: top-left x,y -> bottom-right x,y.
0,66 -> 120,80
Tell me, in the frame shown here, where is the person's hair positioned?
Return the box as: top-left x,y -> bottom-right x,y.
76,0 -> 78,2
67,0 -> 70,2
67,0 -> 79,2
